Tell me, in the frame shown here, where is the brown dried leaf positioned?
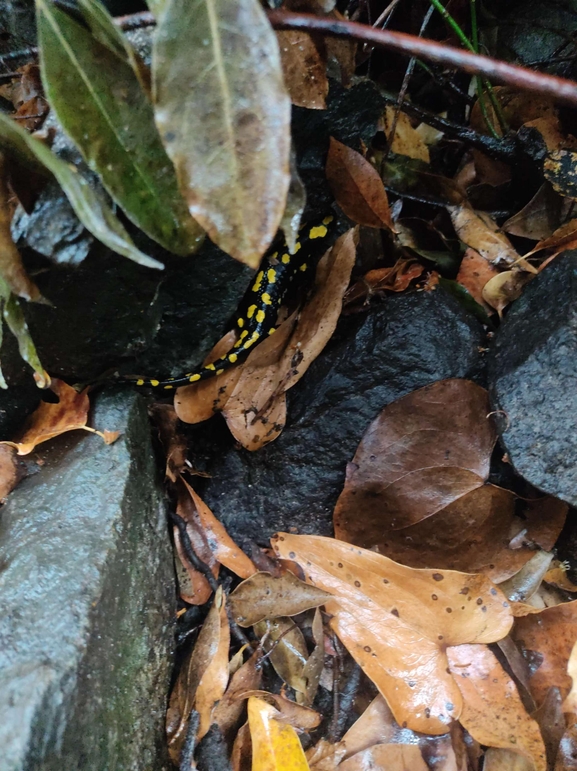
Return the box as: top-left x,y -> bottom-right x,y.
253,617 -> 309,697
272,533 -> 513,735
456,247 -> 499,310
503,184 -> 567,242
212,649 -> 263,740
447,645 -> 546,771
277,31 -> 328,109
324,12 -> 356,88
153,0 -> 291,268
334,379 -> 497,534
341,695 -> 405,759
524,219 -> 577,260
512,600 -> 577,708
382,106 -> 430,163
167,588 -> 230,762
231,721 -> 252,771
340,744 -> 429,771
306,739 -> 347,771
241,690 -> 321,730
482,269 -> 533,317
326,137 -> 392,229
229,571 -> 331,627
0,445 -> 19,501
498,551 -> 555,604
181,478 -> 256,579
0,379 -> 115,455
448,205 -> 533,271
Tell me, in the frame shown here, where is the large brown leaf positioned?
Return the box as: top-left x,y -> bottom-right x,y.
153,0 -> 291,267
272,533 -> 513,735
277,31 -> 328,109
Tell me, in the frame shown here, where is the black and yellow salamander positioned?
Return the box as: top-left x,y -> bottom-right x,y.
125,215 -> 337,390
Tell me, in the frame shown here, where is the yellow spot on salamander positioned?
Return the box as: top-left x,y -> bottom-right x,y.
240,330 -> 249,339
237,317 -> 244,328
205,363 -> 216,371
216,368 -> 224,375
322,215 -> 334,225
269,327 -> 276,335
299,263 -> 308,272
256,309 -> 265,323
150,379 -> 159,387
243,331 -> 260,348
292,241 -> 302,253
164,385 -> 174,390
247,304 -> 257,319
309,224 -> 328,239
189,373 -> 201,382
228,353 -> 238,363
252,270 -> 264,292
267,268 -> 277,283
262,292 -> 272,305
136,379 -> 145,386
281,253 -> 290,264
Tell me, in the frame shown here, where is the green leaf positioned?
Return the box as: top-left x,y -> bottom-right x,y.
0,112 -> 164,270
76,0 -> 152,96
153,0 -> 291,268
36,0 -> 203,256
0,277 -> 48,388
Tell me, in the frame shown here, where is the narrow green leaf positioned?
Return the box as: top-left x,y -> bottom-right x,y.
76,0 -> 152,95
153,0 -> 291,268
36,0 -> 203,256
2,287 -> 49,388
0,112 -> 164,270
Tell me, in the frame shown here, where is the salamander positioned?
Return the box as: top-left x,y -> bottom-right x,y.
126,214 -> 337,390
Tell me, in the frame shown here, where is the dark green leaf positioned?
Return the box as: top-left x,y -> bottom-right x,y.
37,0 -> 203,255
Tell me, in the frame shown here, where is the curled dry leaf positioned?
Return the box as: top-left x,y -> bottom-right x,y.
229,571 -> 331,627
176,229 -> 356,451
447,645 -> 546,771
305,739 -> 347,771
512,600 -> 577,710
241,691 -> 320,731
524,219 -> 577,262
212,649 -> 263,741
253,617 -> 309,699
277,31 -> 328,110
498,551 -> 555,604
0,379 -> 119,455
167,587 -> 230,762
272,533 -> 513,735
153,0 -> 291,267
326,138 -> 392,229
247,697 -> 311,771
503,183 -> 567,242
447,205 -> 534,272
482,269 -> 534,317
344,259 -> 424,307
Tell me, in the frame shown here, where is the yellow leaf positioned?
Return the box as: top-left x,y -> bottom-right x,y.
247,696 -> 310,771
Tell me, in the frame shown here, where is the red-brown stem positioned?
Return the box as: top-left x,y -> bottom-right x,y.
266,10 -> 577,107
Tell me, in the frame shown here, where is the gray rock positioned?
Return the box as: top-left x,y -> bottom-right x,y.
489,254 -> 577,507
199,287 -> 484,543
0,389 -> 175,771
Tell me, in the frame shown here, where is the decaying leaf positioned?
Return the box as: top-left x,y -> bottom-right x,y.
153,0 -> 291,267
277,31 -> 328,110
167,587 -> 230,762
456,247 -> 499,311
0,445 -> 20,502
37,0 -> 202,256
503,183 -> 567,242
448,645 -> 546,771
176,229 -> 356,450
481,269 -> 533,317
0,64 -> 48,132
0,379 -> 118,455
241,691 -> 320,731
524,219 -> 577,262
344,259 -> 424,307
512,600 -> 577,710
247,696 -> 311,771
212,649 -> 263,741
339,744 -> 429,771
253,617 -> 309,699
381,106 -> 430,163
229,571 -> 331,627
306,739 -> 347,771
272,533 -> 513,735
326,138 -> 393,229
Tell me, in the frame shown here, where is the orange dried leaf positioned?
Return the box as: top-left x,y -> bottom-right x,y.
242,691 -> 320,731
0,444 -> 20,501
272,533 -> 513,735
229,571 -> 331,627
306,739 -> 347,771
339,743 -> 429,771
247,696 -> 311,771
456,247 -> 499,310
181,478 -> 256,579
1,379 -> 111,455
482,270 -> 533,317
326,138 -> 392,229
277,31 -> 328,110
447,645 -> 546,771
212,649 -> 263,740
382,106 -> 430,163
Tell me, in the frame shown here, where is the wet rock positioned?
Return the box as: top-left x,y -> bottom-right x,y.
489,254 -> 577,507
199,287 -> 484,544
0,389 -> 174,771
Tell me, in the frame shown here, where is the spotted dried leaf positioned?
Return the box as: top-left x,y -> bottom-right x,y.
272,533 -> 513,735
277,31 -> 327,110
326,138 -> 392,229
229,571 -> 331,627
448,645 -> 546,771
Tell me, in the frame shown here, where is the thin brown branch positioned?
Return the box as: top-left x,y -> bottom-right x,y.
266,10 -> 577,108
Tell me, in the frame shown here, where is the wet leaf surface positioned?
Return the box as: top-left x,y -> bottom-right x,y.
153,0 -> 291,267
